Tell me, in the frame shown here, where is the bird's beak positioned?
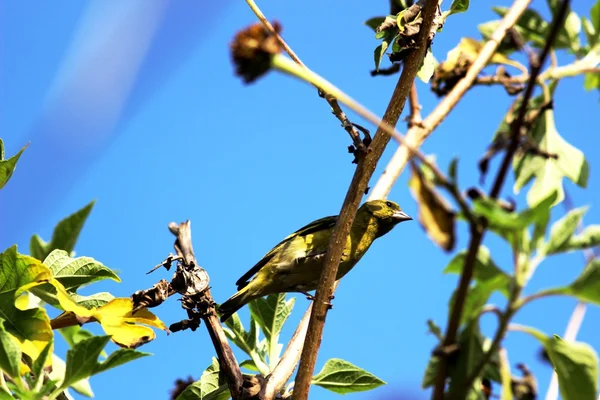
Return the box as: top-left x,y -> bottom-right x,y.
392,210 -> 413,222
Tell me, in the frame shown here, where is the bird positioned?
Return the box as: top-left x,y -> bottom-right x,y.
219,199 -> 412,322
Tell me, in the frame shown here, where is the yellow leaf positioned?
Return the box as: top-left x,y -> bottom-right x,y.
409,163 -> 456,252
53,280 -> 167,348
441,38 -> 524,72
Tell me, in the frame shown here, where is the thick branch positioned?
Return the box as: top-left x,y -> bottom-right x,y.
291,1 -> 441,398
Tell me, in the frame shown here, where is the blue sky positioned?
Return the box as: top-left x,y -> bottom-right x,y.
1,0 -> 599,399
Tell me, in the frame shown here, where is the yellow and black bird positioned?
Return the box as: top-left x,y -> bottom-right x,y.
219,200 -> 412,322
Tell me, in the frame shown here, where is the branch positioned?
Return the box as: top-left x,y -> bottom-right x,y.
368,0 -> 535,201
167,221 -> 246,399
435,2 -> 570,398
261,305 -> 312,398
291,1 -> 441,398
244,0 -> 367,155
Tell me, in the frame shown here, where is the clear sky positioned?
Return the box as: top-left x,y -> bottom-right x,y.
1,0 -> 599,399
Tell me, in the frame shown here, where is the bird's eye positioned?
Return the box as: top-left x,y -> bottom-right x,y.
386,201 -> 392,207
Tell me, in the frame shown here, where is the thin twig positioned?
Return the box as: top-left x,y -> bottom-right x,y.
291,1 -> 441,398
368,0 -> 535,201
244,0 -> 366,153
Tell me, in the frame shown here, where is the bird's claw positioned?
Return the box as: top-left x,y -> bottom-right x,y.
304,294 -> 335,309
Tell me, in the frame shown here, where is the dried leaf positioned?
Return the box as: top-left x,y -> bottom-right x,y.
409,163 -> 456,251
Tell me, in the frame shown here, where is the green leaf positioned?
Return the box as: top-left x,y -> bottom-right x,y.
29,235 -> 48,262
62,336 -> 111,389
519,327 -> 598,400
248,294 -> 294,345
61,336 -> 149,390
312,358 -> 386,394
71,292 -> 115,309
176,357 -> 230,400
584,71 -> 600,91
422,355 -> 439,388
542,207 -> 588,255
95,348 -> 150,374
449,0 -> 469,15
44,250 -> 119,291
513,104 -> 588,206
374,41 -> 389,72
473,191 -> 557,231
59,326 -> 95,348
223,313 -> 256,355
29,250 -> 118,308
416,48 -> 438,83
547,335 -> 599,400
364,16 -> 386,31
32,340 -> 53,387
0,320 -> 22,379
563,11 -> 582,52
240,359 -> 260,373
448,321 -> 499,397
582,17 -> 598,47
493,7 -> 548,46
448,158 -> 458,183
0,246 -> 54,360
592,0 -> 600,33
567,259 -> 600,304
445,246 -> 511,323
0,142 -> 27,190
48,354 -> 94,397
444,246 -> 511,297
29,201 -> 95,261
558,225 -> 600,252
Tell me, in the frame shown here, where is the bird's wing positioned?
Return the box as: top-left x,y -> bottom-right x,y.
235,215 -> 338,289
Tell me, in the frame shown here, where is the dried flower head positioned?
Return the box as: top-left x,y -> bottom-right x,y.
231,21 -> 283,83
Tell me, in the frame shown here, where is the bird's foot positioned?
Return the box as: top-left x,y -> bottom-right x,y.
303,293 -> 335,309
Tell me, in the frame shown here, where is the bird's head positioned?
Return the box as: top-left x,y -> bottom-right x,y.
360,199 -> 412,237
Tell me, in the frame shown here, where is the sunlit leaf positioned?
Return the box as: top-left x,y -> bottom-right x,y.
444,246 -> 511,297
364,16 -> 387,31
0,246 -> 54,362
48,354 -> 94,397
513,99 -> 588,206
0,141 -> 27,190
60,336 -> 149,391
176,357 -> 229,400
519,326 -> 598,400
54,283 -> 167,348
417,48 -> 438,83
449,0 -> 469,15
43,250 -> 119,291
29,201 -> 95,261
541,207 -> 587,255
0,320 -> 22,379
312,358 -> 386,394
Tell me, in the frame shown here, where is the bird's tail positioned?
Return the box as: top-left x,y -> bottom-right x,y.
218,284 -> 258,323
